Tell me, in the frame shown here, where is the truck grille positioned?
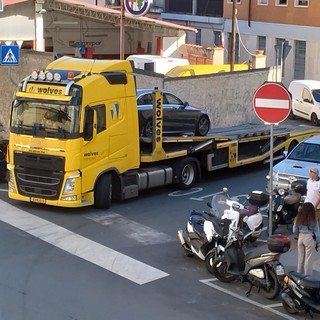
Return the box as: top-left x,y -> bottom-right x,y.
14,152 -> 65,200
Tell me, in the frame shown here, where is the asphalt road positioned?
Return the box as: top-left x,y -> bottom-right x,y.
1,159 -> 317,320
0,117 -> 319,320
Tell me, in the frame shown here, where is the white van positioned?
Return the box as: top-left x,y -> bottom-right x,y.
288,80 -> 320,125
126,54 -> 189,75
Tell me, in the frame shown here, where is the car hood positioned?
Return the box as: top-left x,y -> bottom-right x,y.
273,158 -> 312,180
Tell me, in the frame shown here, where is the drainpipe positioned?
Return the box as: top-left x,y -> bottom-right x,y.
35,0 -> 45,52
248,0 -> 251,27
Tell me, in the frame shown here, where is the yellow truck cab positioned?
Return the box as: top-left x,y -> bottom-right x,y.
8,56 -> 141,209
7,56 -> 320,210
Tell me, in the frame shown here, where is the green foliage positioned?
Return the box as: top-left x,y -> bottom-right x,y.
137,0 -> 143,9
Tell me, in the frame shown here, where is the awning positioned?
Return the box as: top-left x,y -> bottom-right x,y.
4,0 -> 196,36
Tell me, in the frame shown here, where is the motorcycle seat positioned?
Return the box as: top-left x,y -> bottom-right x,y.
289,271 -> 320,289
239,204 -> 257,224
284,193 -> 301,205
245,250 -> 274,261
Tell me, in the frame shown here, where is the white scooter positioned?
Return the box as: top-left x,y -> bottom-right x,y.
178,188 -> 268,273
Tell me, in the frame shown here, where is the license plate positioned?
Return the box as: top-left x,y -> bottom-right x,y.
276,264 -> 285,276
30,197 -> 46,204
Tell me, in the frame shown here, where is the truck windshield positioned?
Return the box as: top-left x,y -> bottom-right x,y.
10,99 -> 81,138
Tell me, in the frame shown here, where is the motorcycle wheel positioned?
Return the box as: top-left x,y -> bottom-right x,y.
205,252 -> 216,274
281,290 -> 299,314
211,259 -> 235,283
183,245 -> 194,257
260,269 -> 280,300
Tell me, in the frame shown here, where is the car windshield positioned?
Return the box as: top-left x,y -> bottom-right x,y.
10,99 -> 81,138
288,142 -> 320,163
312,89 -> 320,103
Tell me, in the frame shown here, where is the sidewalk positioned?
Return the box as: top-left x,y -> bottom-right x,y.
264,226 -> 320,278
279,234 -> 320,278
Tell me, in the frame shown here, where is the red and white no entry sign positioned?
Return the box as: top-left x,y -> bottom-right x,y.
253,82 -> 291,124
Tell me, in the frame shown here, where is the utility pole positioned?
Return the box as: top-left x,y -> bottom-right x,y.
119,0 -> 125,59
230,0 -> 237,71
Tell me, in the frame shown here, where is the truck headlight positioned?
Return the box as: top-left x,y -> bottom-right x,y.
62,173 -> 80,195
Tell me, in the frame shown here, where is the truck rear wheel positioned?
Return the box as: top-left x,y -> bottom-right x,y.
174,158 -> 199,189
94,174 -> 112,209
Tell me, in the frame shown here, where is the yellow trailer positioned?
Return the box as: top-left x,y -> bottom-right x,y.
6,56 -> 320,209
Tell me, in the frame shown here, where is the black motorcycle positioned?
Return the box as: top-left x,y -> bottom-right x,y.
282,271 -> 320,317
210,231 -> 291,299
270,180 -> 306,234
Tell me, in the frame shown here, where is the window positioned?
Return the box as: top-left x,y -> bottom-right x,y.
196,29 -> 202,45
227,0 -> 240,3
257,0 -> 268,4
275,0 -> 287,5
294,40 -> 306,80
94,105 -> 106,134
227,32 -> 239,64
196,0 -> 223,17
166,0 -> 192,14
302,89 -> 313,104
258,36 -> 266,53
214,31 -> 223,47
164,93 -> 183,106
295,0 -> 309,7
137,94 -> 153,105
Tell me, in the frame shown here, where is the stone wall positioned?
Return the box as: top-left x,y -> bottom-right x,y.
0,50 -> 276,139
0,50 -> 54,138
135,67 -> 277,128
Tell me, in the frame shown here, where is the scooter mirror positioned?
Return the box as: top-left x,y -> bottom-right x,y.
223,187 -> 228,193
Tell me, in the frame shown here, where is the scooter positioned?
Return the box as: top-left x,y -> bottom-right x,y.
282,271 -> 320,317
177,188 -> 267,273
219,189 -> 267,244
177,194 -> 228,273
270,180 -> 306,234
210,230 -> 291,300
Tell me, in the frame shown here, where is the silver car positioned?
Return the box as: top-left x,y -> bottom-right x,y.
266,134 -> 320,192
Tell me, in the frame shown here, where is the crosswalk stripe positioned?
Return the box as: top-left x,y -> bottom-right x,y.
0,200 -> 169,285
85,212 -> 176,245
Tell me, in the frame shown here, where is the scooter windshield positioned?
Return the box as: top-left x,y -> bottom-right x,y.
211,194 -> 230,221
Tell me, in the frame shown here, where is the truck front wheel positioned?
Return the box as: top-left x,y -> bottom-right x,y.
174,158 -> 199,189
94,174 -> 112,209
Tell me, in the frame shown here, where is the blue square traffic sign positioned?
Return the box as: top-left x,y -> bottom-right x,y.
0,45 -> 19,65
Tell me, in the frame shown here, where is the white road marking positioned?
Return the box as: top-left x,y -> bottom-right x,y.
85,212 -> 175,245
0,200 -> 169,285
200,278 -> 297,320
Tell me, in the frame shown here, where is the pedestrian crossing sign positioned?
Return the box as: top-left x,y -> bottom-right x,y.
0,45 -> 20,65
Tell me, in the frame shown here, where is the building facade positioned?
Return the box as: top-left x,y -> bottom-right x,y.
161,0 -> 320,86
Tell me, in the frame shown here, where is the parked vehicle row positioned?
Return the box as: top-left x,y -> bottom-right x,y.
178,188 -> 290,301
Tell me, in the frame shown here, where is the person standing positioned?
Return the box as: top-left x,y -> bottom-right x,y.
305,168 -> 320,224
293,202 -> 320,276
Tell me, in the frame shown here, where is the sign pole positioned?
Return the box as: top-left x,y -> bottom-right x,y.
269,123 -> 274,236
252,81 -> 292,236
